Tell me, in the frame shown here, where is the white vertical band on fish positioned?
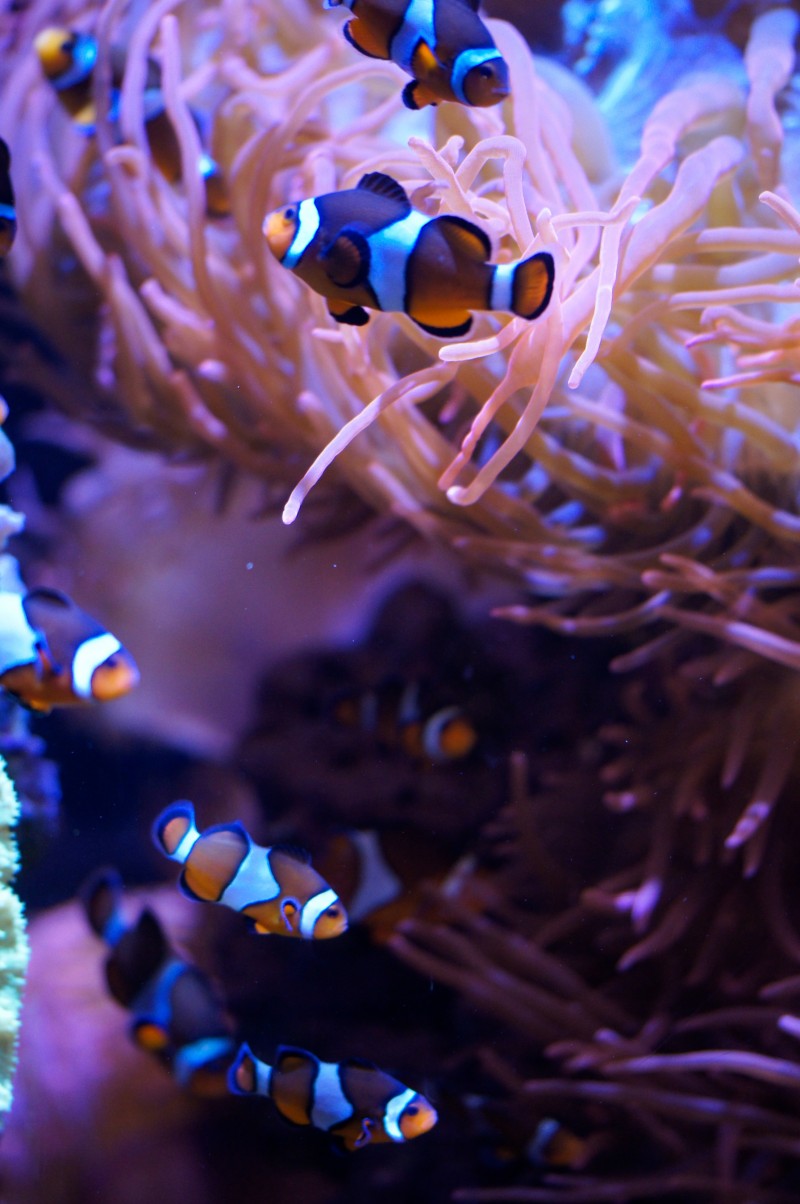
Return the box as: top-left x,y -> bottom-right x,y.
220,849 -> 281,909
299,887 -> 339,938
383,1087 -> 417,1141
490,263 -> 515,314
390,0 -> 436,71
282,199 -> 321,268
367,209 -> 428,313
311,1061 -> 355,1130
72,633 -> 122,699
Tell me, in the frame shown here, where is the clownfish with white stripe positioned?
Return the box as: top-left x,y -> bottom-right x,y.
317,827 -> 473,943
263,172 -> 554,337
152,800 -> 348,940
0,561 -> 139,712
331,679 -> 478,764
229,1042 -> 437,1151
0,139 -> 16,258
325,0 -> 509,111
82,868 -> 235,1095
33,27 -> 229,216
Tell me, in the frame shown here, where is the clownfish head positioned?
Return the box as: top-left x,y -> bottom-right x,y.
281,889 -> 348,940
34,27 -> 97,85
388,1090 -> 438,1141
400,1094 -> 438,1140
86,644 -> 140,702
460,55 -> 510,107
263,204 -> 300,263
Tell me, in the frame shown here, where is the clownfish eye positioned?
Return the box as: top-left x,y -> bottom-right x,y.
326,905 -> 341,917
477,64 -> 493,78
283,206 -> 296,222
406,1104 -> 419,1116
61,37 -> 75,53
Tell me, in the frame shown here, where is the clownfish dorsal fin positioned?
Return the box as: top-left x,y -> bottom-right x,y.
430,214 -> 492,261
270,842 -> 312,865
80,866 -> 124,942
275,1045 -> 316,1074
356,172 -> 411,215
104,908 -> 168,1006
340,1055 -> 378,1072
321,229 -> 370,289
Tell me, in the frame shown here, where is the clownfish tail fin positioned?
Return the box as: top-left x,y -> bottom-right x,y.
509,251 -> 555,321
80,866 -> 126,945
229,1043 -> 271,1096
152,800 -> 200,864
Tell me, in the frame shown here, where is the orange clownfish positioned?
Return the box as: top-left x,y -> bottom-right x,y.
325,0 -> 510,111
152,800 -> 348,940
330,679 -> 478,764
230,1042 -> 437,1151
33,27 -> 229,216
82,867 -> 235,1095
0,577 -> 139,712
0,139 -> 16,258
317,827 -> 469,942
264,172 -> 554,337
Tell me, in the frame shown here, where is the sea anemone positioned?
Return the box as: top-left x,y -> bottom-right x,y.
0,0 -> 798,675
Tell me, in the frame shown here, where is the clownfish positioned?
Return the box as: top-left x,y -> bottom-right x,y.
82,867 -> 235,1095
0,567 -> 139,712
316,827 -> 470,942
152,800 -> 348,940
331,679 -> 478,764
229,1042 -> 437,1151
33,27 -> 229,216
0,139 -> 16,258
263,171 -> 554,337
324,0 -> 510,111
527,1117 -> 592,1170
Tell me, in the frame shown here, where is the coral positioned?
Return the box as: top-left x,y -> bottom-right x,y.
0,0 -> 797,675
0,756 -> 27,1122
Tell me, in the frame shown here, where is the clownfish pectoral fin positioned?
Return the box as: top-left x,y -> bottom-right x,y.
412,313 -> 473,338
356,172 -> 412,216
80,866 -> 124,943
321,229 -> 371,289
354,1118 -> 375,1149
343,18 -> 390,60
280,899 -> 298,931
410,39 -> 442,79
509,251 -> 555,320
327,299 -> 370,326
229,1043 -> 258,1095
402,80 -> 439,110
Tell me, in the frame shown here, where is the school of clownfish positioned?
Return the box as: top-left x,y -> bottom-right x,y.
0,0 -> 561,1156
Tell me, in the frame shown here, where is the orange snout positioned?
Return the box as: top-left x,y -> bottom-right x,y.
263,206 -> 299,262
399,1095 -> 438,1140
91,649 -> 140,702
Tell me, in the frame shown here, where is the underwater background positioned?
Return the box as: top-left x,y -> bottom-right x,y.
1,0 -> 800,1200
